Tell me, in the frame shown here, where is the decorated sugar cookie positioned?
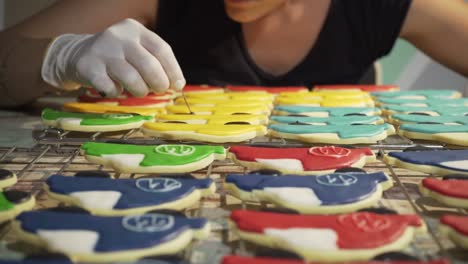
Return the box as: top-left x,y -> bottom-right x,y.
419,178 -> 468,208
384,149 -> 468,176
314,84 -> 399,92
274,96 -> 375,107
0,169 -> 17,189
0,257 -> 186,264
273,106 -> 381,117
13,210 -> 209,262
85,88 -> 176,100
372,90 -> 461,100
156,114 -> 269,125
78,95 -> 172,108
0,190 -> 35,223
166,105 -> 271,115
225,171 -> 393,214
376,97 -> 468,107
226,85 -> 308,94
42,108 -> 153,132
174,97 -> 272,108
46,174 -> 215,215
142,123 -> 267,143
439,215 -> 468,249
380,105 -> 468,116
397,124 -> 468,146
230,210 -> 426,262
81,142 -> 226,173
221,256 -> 448,264
270,115 -> 384,125
388,114 -> 468,126
64,102 -> 166,117
268,123 -> 395,144
182,84 -> 224,94
279,90 -> 372,100
186,92 -> 274,101
228,146 -> 376,175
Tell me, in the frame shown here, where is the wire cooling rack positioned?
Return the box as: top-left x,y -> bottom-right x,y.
0,128 -> 467,263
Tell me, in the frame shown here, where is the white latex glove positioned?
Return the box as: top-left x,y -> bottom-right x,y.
41,19 -> 185,97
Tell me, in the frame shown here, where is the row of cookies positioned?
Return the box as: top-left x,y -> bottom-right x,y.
372,89 -> 468,146
77,142 -> 433,261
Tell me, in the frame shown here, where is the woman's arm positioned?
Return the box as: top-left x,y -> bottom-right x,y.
0,0 -> 159,108
400,0 -> 468,76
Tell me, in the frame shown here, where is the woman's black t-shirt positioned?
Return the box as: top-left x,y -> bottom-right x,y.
155,0 -> 412,87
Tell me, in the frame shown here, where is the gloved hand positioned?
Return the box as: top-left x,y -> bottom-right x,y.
41,18 -> 185,97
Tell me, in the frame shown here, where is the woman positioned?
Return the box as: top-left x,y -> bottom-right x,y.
0,0 -> 467,107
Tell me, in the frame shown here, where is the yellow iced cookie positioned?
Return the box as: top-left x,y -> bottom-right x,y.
174,97 -> 273,109
186,92 -> 275,102
275,97 -> 375,107
64,103 -> 166,116
142,123 -> 267,143
156,114 -> 269,125
166,105 -> 271,115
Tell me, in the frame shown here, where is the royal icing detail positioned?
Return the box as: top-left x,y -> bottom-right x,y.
16,211 -> 208,253
226,172 -> 390,206
166,105 -> 271,115
372,89 -> 461,100
229,146 -> 375,173
274,106 -> 380,117
230,210 -> 423,249
314,85 -> 399,92
46,175 -> 213,211
268,123 -> 394,139
42,108 -> 152,126
421,178 -> 468,199
122,214 -> 175,232
309,146 -> 351,158
81,142 -> 226,167
157,114 -> 269,125
270,115 -> 383,125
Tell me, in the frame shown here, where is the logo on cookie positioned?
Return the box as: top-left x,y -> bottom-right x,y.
338,213 -> 390,232
136,178 -> 182,192
122,214 -> 175,232
155,144 -> 195,156
309,146 -> 351,158
316,174 -> 358,186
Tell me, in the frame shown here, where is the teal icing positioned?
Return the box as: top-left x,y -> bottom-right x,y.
391,114 -> 468,125
274,106 -> 379,116
378,97 -> 468,107
270,115 -> 382,125
372,89 -> 460,99
41,108 -> 153,126
400,124 -> 468,134
268,123 -> 393,138
381,105 -> 468,116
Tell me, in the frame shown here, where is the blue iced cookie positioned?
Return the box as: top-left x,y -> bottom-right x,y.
225,172 -> 392,214
268,124 -> 395,144
380,105 -> 468,116
46,174 -> 215,216
372,89 -> 461,100
273,106 -> 381,117
384,149 -> 468,176
13,210 -> 209,263
269,116 -> 384,125
376,97 -> 468,107
397,124 -> 468,146
389,114 -> 468,125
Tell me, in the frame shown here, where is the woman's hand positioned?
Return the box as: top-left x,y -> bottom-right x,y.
42,18 -> 185,97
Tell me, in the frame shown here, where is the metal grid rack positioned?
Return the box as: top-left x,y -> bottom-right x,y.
1,128 -> 468,263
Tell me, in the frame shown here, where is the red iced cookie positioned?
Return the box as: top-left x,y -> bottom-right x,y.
422,178 -> 468,199
78,95 -> 171,107
441,215 -> 468,236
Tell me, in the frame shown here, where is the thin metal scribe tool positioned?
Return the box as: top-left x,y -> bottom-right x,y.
181,89 -> 194,114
